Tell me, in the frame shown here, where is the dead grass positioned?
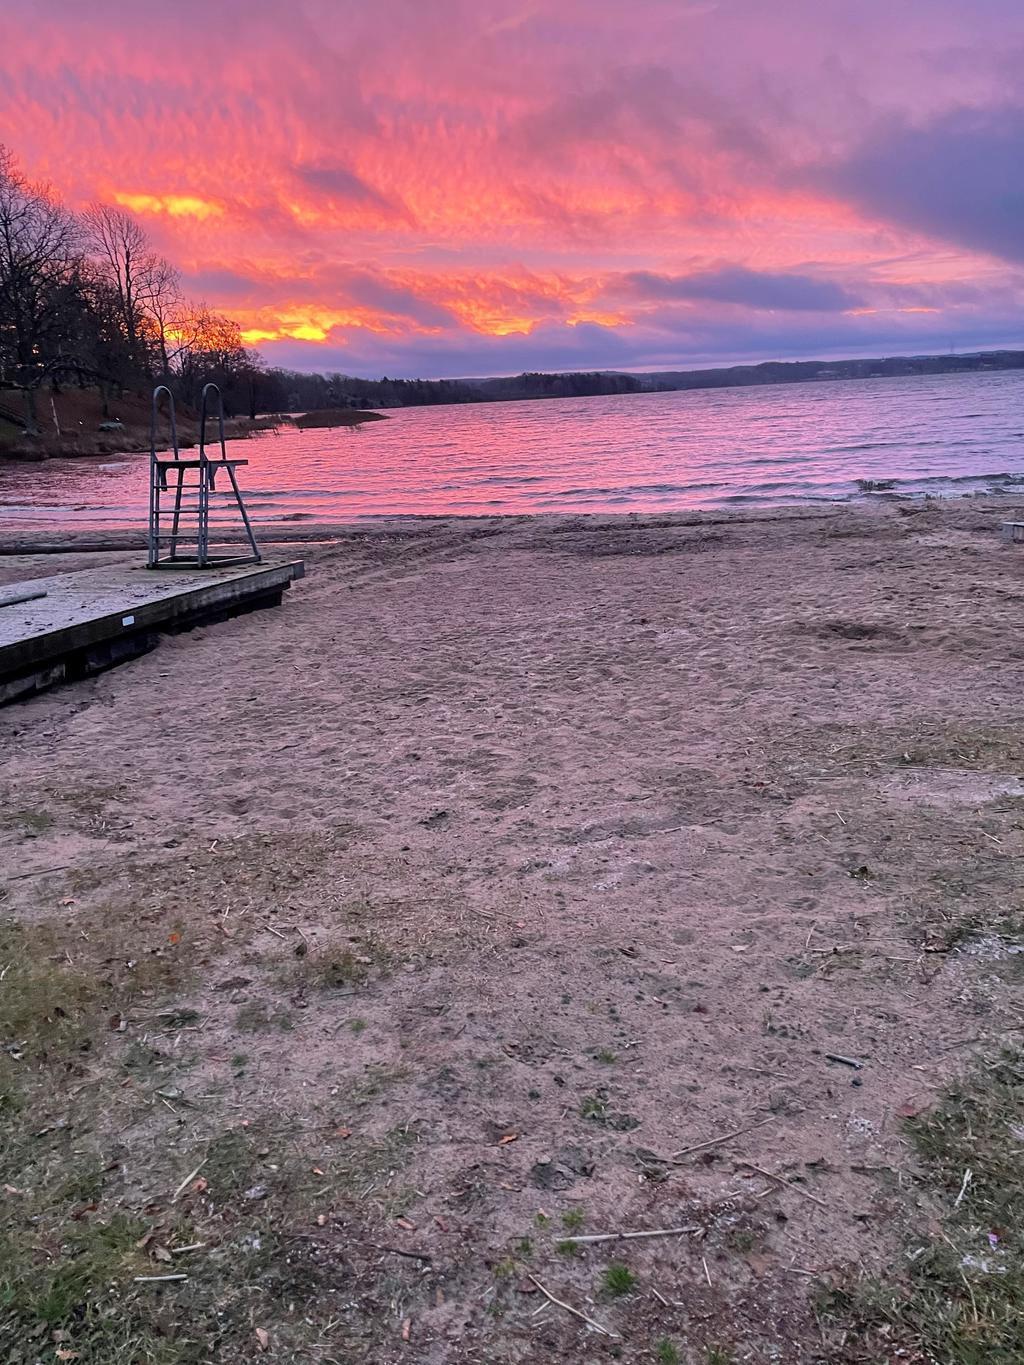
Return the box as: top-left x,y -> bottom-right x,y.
287,936 -> 392,992
830,721 -> 1024,775
0,920 -> 190,1068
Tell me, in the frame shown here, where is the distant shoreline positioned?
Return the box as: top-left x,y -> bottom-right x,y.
268,346 -> 1024,415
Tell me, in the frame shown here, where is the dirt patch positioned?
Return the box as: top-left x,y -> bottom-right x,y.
802,618 -> 906,644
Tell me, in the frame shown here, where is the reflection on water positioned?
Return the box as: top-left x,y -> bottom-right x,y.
2,370 -> 1023,528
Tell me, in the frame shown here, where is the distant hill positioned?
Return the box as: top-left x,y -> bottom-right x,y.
632,349 -> 1024,393
261,348 -> 1024,414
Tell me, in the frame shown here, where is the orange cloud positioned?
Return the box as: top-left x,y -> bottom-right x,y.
1,0 -> 1021,376
112,192 -> 225,220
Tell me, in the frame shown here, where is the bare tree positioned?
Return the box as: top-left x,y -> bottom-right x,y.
83,203 -> 175,383
0,145 -> 83,432
141,254 -> 183,380
173,303 -> 254,408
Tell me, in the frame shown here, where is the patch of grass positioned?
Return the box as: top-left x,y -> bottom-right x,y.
561,1207 -> 585,1232
595,1048 -> 617,1064
234,1001 -> 294,1032
0,888 -> 422,1359
602,1262 -> 636,1296
895,726 -> 1024,772
323,1121 -> 421,1218
349,1016 -> 368,1035
720,1225 -> 756,1254
0,951 -> 105,1059
155,1006 -> 202,1028
202,1128 -> 265,1200
289,937 -> 390,991
555,1240 -> 582,1258
706,1350 -> 734,1365
655,1341 -> 681,1365
350,1064 -> 411,1106
579,1093 -> 606,1120
0,919 -> 191,1069
827,1051 -> 1024,1363
0,1211 -> 160,1352
2,807 -> 53,834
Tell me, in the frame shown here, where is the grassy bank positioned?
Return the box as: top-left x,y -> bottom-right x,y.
826,1051 -> 1024,1362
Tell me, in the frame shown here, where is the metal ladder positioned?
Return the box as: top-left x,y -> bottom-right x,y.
147,383 -> 261,569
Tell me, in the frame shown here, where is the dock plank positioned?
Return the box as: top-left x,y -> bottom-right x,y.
0,559 -> 304,703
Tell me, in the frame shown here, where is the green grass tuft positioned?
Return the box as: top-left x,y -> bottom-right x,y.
602,1262 -> 636,1296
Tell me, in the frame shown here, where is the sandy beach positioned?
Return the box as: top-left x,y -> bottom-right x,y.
2,498 -> 1024,1361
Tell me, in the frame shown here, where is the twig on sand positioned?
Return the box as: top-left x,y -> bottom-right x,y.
133,1274 -> 189,1283
527,1275 -> 617,1337
824,1053 -> 864,1069
953,1167 -> 972,1210
672,1116 -> 775,1161
371,1243 -> 433,1263
171,1159 -> 207,1202
5,865 -> 70,883
739,1162 -> 828,1209
559,1226 -> 700,1246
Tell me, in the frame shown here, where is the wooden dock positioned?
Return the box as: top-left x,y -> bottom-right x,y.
0,559 -> 304,704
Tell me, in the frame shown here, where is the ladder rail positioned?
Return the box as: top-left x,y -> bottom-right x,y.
149,385 -> 180,568
148,383 -> 261,568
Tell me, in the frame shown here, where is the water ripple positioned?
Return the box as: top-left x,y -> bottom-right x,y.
1,370 -> 1023,526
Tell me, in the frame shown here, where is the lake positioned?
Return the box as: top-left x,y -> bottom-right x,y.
2,369 -> 1023,528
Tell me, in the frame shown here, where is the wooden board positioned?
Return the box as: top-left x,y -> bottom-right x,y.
0,559 -> 304,704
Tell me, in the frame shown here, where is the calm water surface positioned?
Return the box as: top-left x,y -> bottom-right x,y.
2,370 -> 1023,528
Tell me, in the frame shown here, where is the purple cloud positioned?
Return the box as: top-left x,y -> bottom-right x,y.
616,267 -> 862,312
818,107 -> 1024,263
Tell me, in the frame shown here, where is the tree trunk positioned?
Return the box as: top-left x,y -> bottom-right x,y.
22,387 -> 40,436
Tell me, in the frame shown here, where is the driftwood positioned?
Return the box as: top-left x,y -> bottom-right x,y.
0,588 -> 48,608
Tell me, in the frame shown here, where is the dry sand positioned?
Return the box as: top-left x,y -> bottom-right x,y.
2,499 -> 1024,1361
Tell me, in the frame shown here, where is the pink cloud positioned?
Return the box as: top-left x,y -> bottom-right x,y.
1,0 -> 1022,374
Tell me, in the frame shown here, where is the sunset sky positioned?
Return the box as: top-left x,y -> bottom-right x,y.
3,0 -> 1023,378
